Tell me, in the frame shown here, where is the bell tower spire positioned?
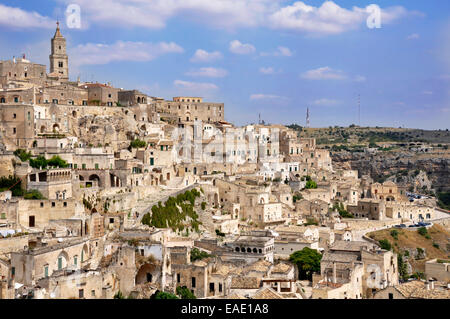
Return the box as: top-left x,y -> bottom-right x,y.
49,21 -> 69,81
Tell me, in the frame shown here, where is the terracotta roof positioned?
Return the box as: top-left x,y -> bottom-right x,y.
395,281 -> 450,299
245,259 -> 272,273
271,262 -> 293,274
252,287 -> 284,299
231,277 -> 261,289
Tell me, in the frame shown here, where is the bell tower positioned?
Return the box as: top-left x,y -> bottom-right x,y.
49,21 -> 69,81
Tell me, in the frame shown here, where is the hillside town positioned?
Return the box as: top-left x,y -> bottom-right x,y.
0,24 -> 449,300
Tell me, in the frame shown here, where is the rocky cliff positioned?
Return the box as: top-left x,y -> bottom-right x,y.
332,150 -> 450,192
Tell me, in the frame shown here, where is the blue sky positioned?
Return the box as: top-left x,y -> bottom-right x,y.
0,0 -> 449,129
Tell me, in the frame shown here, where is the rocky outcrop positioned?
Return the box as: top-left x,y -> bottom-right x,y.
332,151 -> 450,192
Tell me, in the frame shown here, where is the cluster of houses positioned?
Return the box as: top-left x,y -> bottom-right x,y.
0,24 -> 448,300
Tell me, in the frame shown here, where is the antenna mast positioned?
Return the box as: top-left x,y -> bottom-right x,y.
306,107 -> 310,128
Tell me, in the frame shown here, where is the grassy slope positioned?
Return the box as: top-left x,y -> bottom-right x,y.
367,225 -> 450,272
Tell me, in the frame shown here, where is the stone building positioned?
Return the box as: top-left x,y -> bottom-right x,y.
49,22 -> 69,81
156,97 -> 224,125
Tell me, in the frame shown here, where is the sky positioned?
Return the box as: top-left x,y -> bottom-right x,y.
0,0 -> 449,129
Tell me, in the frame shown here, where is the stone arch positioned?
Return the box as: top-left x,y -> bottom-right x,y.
81,244 -> 89,263
72,110 -> 77,117
89,174 -> 101,187
40,126 -> 46,133
57,251 -> 70,270
53,124 -> 60,132
135,263 -> 160,285
0,96 -> 5,103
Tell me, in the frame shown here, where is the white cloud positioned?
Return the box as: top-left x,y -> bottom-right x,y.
354,75 -> 366,82
190,49 -> 223,63
259,67 -> 276,75
250,94 -> 285,100
301,67 -> 347,80
260,46 -> 293,57
312,98 -> 340,106
56,0 -> 421,36
186,67 -> 228,78
268,1 -> 422,35
229,40 -> 256,55
422,91 -> 433,95
70,41 -> 184,66
174,80 -> 218,91
407,33 -> 420,40
0,4 -> 54,29
58,0 -> 273,30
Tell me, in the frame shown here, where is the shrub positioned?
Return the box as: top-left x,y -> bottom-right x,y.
305,180 -> 318,189
190,248 -> 212,262
176,286 -> 196,299
153,291 -> 179,299
201,202 -> 206,210
24,190 -> 45,200
417,227 -> 428,237
432,242 -> 439,249
390,229 -> 399,240
304,218 -> 318,226
379,239 -> 392,251
130,139 -> 147,149
0,175 -> 24,196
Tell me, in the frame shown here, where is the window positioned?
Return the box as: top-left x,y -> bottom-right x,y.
13,113 -> 16,119
91,290 -> 96,297
13,128 -> 16,134
11,267 -> 15,276
63,202 -> 67,207
52,202 -> 56,207
388,293 -> 394,299
177,274 -> 181,283
192,277 -> 196,288
44,265 -> 49,277
58,257 -> 63,270
209,283 -> 215,293
78,289 -> 84,299
74,256 -> 78,266
219,283 -> 222,293
59,62 -> 64,68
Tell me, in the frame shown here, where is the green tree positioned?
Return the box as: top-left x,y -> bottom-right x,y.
289,247 -> 322,280
0,175 -> 24,197
14,149 -> 32,162
29,156 -> 48,169
176,286 -> 197,299
47,155 -> 69,168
